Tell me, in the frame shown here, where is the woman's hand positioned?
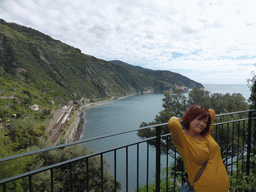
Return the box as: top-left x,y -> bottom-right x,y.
170,116 -> 182,121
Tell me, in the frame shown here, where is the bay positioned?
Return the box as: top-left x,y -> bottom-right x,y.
81,94 -> 165,191
81,84 -> 251,191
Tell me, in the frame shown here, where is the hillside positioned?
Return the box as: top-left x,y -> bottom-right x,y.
109,60 -> 203,89
0,18 -> 202,106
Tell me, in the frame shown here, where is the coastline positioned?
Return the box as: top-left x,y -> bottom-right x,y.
68,95 -> 134,142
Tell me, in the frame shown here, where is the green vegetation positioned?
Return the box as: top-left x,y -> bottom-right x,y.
0,75 -> 53,148
110,60 -> 203,91
229,166 -> 256,191
22,143 -> 121,192
0,129 -> 32,182
136,166 -> 180,192
1,140 -> 121,192
0,73 -> 120,190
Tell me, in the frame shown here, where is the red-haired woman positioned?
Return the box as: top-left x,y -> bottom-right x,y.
168,105 -> 229,192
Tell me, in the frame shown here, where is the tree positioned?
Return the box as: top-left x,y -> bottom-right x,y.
187,87 -> 211,107
162,89 -> 188,117
249,75 -> 256,110
22,143 -> 122,192
0,129 -> 32,191
7,123 -> 42,150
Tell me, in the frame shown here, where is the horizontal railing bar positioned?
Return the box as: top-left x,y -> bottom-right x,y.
0,148 -> 111,184
0,134 -> 161,184
99,135 -> 160,154
214,118 -> 249,126
0,131 -> 136,163
0,129 -> 174,185
162,133 -> 171,138
215,110 -> 256,117
0,123 -> 167,163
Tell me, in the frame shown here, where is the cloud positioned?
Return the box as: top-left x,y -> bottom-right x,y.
0,0 -> 256,84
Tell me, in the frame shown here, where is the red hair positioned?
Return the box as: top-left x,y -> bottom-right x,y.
182,105 -> 211,136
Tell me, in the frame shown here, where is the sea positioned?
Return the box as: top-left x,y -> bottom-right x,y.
81,84 -> 250,191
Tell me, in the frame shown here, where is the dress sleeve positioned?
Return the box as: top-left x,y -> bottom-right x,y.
168,118 -> 186,148
208,109 -> 215,133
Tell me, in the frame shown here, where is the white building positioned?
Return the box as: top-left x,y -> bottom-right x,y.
30,104 -> 39,111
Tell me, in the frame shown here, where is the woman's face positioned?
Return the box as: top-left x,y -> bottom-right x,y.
189,116 -> 209,134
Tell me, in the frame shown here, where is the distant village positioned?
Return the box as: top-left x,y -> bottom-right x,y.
172,84 -> 189,93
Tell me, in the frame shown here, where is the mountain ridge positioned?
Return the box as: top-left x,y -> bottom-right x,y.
0,18 -> 202,105
109,60 -> 203,89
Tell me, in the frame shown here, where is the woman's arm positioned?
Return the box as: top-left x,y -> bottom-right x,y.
168,117 -> 186,148
208,109 -> 216,133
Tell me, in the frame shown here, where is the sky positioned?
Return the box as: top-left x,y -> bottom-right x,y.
0,0 -> 256,84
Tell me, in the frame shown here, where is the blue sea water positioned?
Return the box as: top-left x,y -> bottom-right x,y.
203,84 -> 250,101
81,84 -> 250,191
81,94 -> 165,191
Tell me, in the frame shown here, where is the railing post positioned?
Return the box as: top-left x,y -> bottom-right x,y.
29,175 -> 32,192
51,168 -> 54,192
155,126 -> 161,192
246,111 -> 252,176
3,183 -> 6,192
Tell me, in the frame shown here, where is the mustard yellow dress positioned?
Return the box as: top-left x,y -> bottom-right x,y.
168,109 -> 230,192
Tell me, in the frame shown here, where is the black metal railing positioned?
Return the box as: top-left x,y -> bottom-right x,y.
0,110 -> 256,192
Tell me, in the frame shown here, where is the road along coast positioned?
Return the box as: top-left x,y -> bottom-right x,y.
48,95 -> 134,144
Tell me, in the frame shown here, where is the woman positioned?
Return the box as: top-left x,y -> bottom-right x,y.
168,105 -> 229,192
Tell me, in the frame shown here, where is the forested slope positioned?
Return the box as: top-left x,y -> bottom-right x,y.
110,60 -> 204,89
0,19 -> 202,105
